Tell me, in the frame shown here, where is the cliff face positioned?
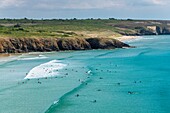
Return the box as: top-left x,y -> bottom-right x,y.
121,26 -> 170,36
155,26 -> 170,35
0,38 -> 60,53
86,38 -> 129,49
0,37 -> 130,53
57,38 -> 91,50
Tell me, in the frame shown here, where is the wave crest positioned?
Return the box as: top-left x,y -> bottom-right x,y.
24,60 -> 66,79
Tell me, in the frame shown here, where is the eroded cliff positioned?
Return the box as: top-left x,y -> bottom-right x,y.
0,37 -> 130,53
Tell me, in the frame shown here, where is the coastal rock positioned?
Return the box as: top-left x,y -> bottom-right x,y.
0,38 -> 16,53
119,26 -> 170,36
0,37 -> 130,53
0,38 -> 60,53
86,38 -> 130,49
57,37 -> 91,50
153,26 -> 170,35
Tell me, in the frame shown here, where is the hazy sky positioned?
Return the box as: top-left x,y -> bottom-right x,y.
0,0 -> 169,19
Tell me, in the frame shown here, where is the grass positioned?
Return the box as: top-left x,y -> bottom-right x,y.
0,18 -> 169,38
0,25 -> 79,38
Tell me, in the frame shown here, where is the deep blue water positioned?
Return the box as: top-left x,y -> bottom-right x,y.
0,35 -> 170,113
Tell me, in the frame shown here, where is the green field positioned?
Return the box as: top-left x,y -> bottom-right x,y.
0,18 -> 170,38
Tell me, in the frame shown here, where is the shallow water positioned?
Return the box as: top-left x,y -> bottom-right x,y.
0,35 -> 170,113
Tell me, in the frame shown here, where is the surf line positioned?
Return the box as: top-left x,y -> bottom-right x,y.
45,76 -> 93,113
45,68 -> 94,113
24,60 -> 67,79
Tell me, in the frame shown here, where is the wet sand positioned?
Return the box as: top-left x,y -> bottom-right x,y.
0,53 -> 22,62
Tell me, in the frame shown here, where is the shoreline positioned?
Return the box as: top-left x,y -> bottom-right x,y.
0,35 -> 141,55
116,36 -> 140,42
0,36 -> 138,55
0,36 -> 140,55
0,53 -> 23,62
0,53 -> 11,58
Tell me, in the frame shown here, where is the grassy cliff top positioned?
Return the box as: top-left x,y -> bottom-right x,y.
0,18 -> 170,38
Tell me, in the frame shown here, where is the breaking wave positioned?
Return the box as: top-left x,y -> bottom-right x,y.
24,60 -> 66,79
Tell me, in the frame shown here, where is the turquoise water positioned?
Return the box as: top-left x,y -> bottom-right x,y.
1,35 -> 170,113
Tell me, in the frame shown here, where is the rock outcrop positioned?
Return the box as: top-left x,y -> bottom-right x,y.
0,38 -> 60,53
0,37 -> 130,53
86,38 -> 130,49
119,26 -> 170,36
156,26 -> 170,35
57,38 -> 91,50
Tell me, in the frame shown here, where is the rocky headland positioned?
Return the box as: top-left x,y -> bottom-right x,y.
0,37 -> 130,53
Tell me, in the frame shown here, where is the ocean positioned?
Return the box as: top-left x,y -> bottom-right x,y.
0,35 -> 170,113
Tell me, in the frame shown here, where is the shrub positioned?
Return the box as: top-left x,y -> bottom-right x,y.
14,24 -> 21,28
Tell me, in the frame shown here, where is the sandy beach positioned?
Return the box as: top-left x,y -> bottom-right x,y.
0,53 -> 11,57
0,53 -> 23,63
116,36 -> 139,42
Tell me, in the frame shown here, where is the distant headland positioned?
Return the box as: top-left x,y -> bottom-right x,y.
0,18 -> 170,53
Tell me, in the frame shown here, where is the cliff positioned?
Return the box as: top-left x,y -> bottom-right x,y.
0,37 -> 130,53
136,26 -> 170,35
112,21 -> 170,36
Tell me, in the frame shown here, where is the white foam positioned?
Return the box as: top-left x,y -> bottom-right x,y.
0,55 -> 20,64
125,36 -> 143,43
144,37 -> 154,40
18,55 -> 48,61
53,100 -> 59,104
87,70 -> 92,74
24,60 -> 67,79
